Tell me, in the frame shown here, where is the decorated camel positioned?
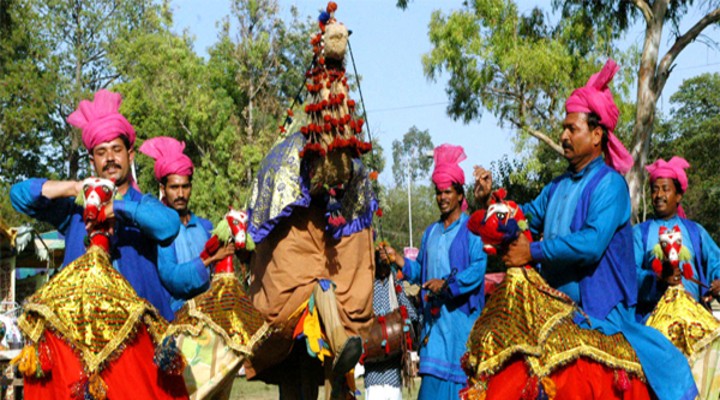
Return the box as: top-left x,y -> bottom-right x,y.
243,3 -> 377,399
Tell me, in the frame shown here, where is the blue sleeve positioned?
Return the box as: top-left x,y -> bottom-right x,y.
10,178 -> 76,234
634,223 -> 661,304
446,231 -> 487,298
699,225 -> 720,282
114,194 -> 180,246
402,228 -> 428,286
521,184 -> 551,236
157,241 -> 210,299
533,174 -> 631,269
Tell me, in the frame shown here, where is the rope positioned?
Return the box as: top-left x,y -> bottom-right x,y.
347,37 -> 387,243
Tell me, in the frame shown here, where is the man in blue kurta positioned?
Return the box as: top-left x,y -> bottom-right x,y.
474,60 -> 697,400
634,156 -> 720,319
10,89 -> 181,321
139,136 -> 235,312
381,144 -> 486,399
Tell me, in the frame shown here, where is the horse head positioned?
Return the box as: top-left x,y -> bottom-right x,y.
468,188 -> 531,257
652,225 -> 694,280
82,177 -> 116,223
225,207 -> 250,250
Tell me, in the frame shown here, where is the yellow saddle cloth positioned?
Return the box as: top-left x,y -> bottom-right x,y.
465,267 -> 643,379
18,245 -> 167,373
168,272 -> 268,354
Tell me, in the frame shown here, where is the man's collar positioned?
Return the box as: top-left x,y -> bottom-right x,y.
568,156 -> 604,180
184,212 -> 198,227
438,212 -> 466,230
654,213 -> 680,222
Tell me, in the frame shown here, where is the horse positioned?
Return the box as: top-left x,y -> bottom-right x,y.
462,189 -> 650,400
168,207 -> 266,400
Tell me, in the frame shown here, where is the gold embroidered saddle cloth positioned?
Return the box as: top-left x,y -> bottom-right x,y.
465,267 -> 644,380
18,246 -> 167,373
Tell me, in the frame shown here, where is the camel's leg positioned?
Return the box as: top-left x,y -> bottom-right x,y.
312,284 -> 362,376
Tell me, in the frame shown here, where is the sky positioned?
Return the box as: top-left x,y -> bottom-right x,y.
169,0 -> 720,186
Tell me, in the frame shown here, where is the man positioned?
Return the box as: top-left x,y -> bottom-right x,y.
11,89 -> 181,321
635,156 -> 720,319
474,60 -> 696,400
380,144 -> 486,400
139,136 -> 234,312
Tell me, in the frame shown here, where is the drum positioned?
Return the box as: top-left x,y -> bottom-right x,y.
362,306 -> 415,364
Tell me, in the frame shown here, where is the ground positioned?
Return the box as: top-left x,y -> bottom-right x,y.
229,377 -> 421,399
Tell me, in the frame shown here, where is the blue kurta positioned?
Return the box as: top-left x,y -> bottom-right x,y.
158,213 -> 212,312
11,178 -> 181,321
402,213 -> 486,398
634,215 -> 720,318
523,157 -> 632,305
521,157 -> 697,400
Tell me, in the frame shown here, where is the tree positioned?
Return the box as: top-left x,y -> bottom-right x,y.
220,0 -> 314,186
423,1 -> 637,156
648,73 -> 720,240
0,0 -> 58,182
557,0 -> 720,219
111,0 -> 314,221
376,184 -> 438,250
38,0 -> 166,179
391,126 -> 434,188
423,0 -> 719,219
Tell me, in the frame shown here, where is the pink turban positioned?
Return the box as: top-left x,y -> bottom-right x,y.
565,59 -> 634,174
67,89 -> 136,151
646,156 -> 690,218
139,137 -> 194,181
431,144 -> 468,211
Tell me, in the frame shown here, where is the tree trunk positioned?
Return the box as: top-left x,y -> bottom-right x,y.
627,1 -> 667,222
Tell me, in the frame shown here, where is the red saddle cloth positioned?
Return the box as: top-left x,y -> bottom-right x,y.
24,328 -> 187,400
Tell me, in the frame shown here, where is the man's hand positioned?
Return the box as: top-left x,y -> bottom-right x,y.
473,166 -> 493,209
423,278 -> 446,295
203,242 -> 235,266
377,243 -> 404,268
502,233 -> 533,268
661,264 -> 683,286
710,279 -> 720,297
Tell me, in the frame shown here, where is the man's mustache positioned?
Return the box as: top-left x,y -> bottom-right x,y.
173,198 -> 188,204
562,142 -> 573,150
103,162 -> 120,171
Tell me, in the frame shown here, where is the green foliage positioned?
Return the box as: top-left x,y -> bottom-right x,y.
375,184 -> 438,250
650,73 -> 720,241
108,0 -> 314,222
391,126 -> 434,188
0,0 -> 59,182
421,0 -> 644,194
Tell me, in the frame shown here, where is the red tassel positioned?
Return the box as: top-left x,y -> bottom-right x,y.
522,376 -> 539,400
483,246 -> 497,256
651,258 -> 663,277
614,369 -> 631,392
38,340 -> 53,374
682,263 -> 693,280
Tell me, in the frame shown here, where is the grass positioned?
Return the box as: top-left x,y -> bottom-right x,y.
229,377 -> 422,399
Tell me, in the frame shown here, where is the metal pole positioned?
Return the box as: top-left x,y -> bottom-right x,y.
407,158 -> 413,248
